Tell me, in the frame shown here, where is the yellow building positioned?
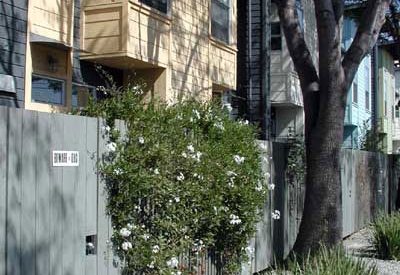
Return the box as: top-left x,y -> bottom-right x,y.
20,0 -> 237,112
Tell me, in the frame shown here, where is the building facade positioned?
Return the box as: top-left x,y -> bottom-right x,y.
0,0 -> 238,112
269,0 -> 317,142
342,17 -> 373,149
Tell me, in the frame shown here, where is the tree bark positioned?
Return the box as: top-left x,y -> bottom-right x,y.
272,0 -> 392,255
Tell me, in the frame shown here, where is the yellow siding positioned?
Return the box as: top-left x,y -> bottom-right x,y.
80,0 -> 237,102
84,7 -> 123,55
30,0 -> 74,45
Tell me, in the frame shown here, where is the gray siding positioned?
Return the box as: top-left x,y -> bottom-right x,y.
0,0 -> 27,107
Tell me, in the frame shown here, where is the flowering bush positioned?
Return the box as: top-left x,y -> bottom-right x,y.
83,85 -> 268,274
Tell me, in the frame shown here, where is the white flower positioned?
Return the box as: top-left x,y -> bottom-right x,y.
121,241 -> 132,251
174,197 -> 180,203
239,119 -> 249,125
224,103 -> 233,113
119,228 -> 131,237
181,152 -> 187,158
177,172 -> 185,181
152,245 -> 160,253
228,178 -> 235,188
189,117 -> 194,123
255,185 -> 263,192
268,183 -> 275,190
147,261 -> 155,269
114,168 -> 123,175
106,142 -> 117,152
187,144 -> 195,153
226,171 -> 237,178
166,257 -> 179,268
229,214 -> 242,225
142,233 -> 150,240
102,125 -> 111,133
271,210 -> 281,220
233,155 -> 245,164
214,121 -> 225,130
192,151 -> 202,162
259,142 -> 268,151
138,136 -> 145,144
265,172 -> 271,179
154,168 -> 160,175
173,272 -> 182,275
262,156 -> 269,163
193,109 -> 201,119
245,246 -> 254,256
127,223 -> 136,230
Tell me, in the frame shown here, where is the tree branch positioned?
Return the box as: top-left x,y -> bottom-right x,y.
342,0 -> 391,89
273,0 -> 320,97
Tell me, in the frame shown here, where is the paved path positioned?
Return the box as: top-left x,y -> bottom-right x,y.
343,228 -> 400,275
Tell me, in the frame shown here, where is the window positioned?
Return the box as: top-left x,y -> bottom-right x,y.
365,90 -> 370,110
72,84 -> 96,108
31,75 -> 65,105
271,22 -> 282,51
365,66 -> 370,110
211,0 -> 230,44
139,0 -> 168,13
352,82 -> 358,104
296,0 -> 304,30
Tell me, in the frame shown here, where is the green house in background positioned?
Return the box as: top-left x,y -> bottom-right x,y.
377,46 -> 399,154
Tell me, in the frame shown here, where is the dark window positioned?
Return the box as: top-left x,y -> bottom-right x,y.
271,22 -> 281,50
365,90 -> 370,110
211,0 -> 230,44
396,105 -> 400,118
139,0 -> 168,14
72,84 -> 96,108
296,0 -> 304,30
32,75 -> 65,105
352,82 -> 358,103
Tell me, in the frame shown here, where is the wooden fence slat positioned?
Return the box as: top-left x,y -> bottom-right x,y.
49,113 -> 64,275
6,108 -> 22,275
20,110 -> 38,274
0,107 -> 8,275
35,112 -> 51,275
97,118 -> 110,275
86,117 -> 99,275
62,115 -> 81,275
75,116 -> 87,275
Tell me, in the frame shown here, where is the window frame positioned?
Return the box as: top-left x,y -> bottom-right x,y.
72,83 -> 96,109
31,74 -> 66,106
271,22 -> 282,51
352,82 -> 358,104
210,0 -> 231,45
138,0 -> 170,14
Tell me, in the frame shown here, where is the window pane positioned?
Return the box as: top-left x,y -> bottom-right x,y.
271,23 -> 281,35
271,37 -> 282,51
211,0 -> 230,44
139,0 -> 168,13
72,85 -> 95,108
352,82 -> 358,103
32,75 -> 65,105
365,90 -> 370,110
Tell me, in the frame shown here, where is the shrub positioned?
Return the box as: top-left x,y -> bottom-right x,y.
371,212 -> 400,260
267,246 -> 377,275
82,84 -> 268,274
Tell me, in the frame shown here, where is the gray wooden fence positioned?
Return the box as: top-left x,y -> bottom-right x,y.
0,107 -> 398,275
246,143 -> 397,274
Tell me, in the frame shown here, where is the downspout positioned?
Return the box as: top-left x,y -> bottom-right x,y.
374,44 -> 379,133
248,0 -> 253,124
261,0 -> 271,140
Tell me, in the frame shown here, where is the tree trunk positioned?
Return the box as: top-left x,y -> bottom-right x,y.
292,88 -> 346,254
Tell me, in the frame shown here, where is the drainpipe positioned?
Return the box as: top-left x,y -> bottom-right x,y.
374,44 -> 379,132
247,0 -> 253,125
261,0 -> 271,140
